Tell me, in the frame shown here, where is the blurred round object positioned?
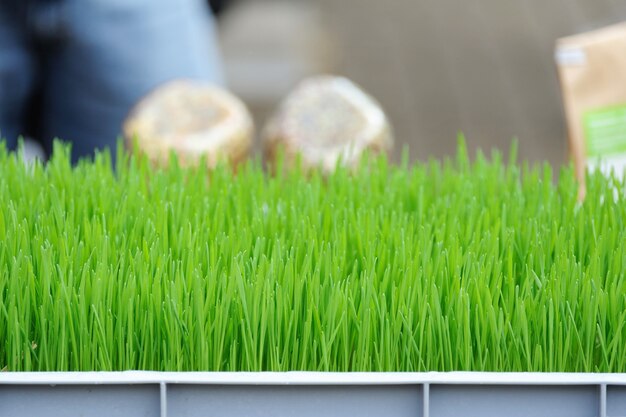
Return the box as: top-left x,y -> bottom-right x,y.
262,75 -> 393,172
123,80 -> 253,168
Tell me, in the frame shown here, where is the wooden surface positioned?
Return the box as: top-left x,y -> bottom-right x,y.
321,0 -> 626,165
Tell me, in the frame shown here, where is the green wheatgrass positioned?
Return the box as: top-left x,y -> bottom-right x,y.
0,140 -> 625,372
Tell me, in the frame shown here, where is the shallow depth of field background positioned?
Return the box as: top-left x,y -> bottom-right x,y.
218,0 -> 626,166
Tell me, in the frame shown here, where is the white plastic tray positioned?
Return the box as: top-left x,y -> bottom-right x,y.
1,372 -> 626,417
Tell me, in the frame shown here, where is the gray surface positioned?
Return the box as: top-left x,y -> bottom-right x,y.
430,384 -> 598,417
0,385 -> 160,417
608,386 -> 626,417
167,384 -> 422,417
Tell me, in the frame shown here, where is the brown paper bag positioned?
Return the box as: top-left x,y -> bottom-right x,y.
556,22 -> 626,199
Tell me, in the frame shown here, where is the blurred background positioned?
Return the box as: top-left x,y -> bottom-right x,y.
217,0 -> 626,166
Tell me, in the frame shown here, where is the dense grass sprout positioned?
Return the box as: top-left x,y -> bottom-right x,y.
1,141 -> 625,372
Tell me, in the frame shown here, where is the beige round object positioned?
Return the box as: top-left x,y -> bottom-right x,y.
123,80 -> 254,168
262,76 -> 393,172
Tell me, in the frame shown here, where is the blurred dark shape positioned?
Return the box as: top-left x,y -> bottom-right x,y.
0,0 -> 223,163
209,0 -> 235,16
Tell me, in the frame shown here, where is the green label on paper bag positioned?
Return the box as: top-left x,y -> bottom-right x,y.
583,105 -> 626,157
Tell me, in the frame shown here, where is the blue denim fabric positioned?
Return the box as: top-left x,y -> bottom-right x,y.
0,0 -> 223,162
